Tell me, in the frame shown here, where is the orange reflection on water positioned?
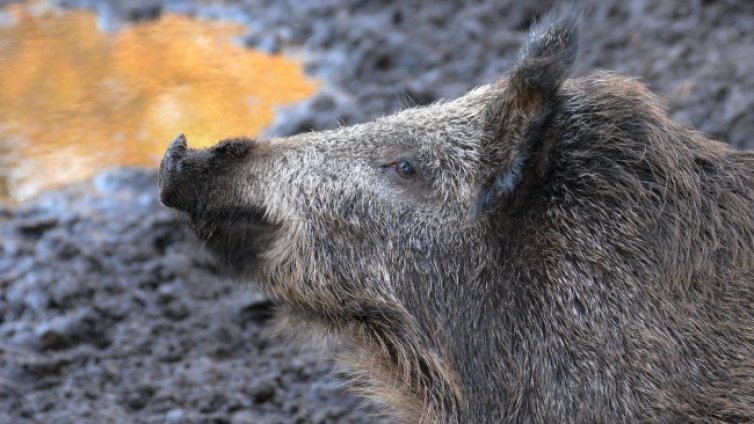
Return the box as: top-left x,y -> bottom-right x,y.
0,3 -> 316,203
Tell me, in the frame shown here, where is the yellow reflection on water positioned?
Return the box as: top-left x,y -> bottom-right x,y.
0,3 -> 316,203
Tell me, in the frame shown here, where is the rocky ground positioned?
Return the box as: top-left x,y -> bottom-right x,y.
0,0 -> 752,423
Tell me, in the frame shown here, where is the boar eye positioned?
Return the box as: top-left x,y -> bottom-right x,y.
394,159 -> 416,179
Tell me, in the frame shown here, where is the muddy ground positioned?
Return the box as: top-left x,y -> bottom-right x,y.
1,0 -> 753,423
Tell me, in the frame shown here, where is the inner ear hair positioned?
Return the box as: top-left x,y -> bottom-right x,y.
480,7 -> 583,214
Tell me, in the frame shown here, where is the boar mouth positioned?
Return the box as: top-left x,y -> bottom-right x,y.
189,205 -> 279,275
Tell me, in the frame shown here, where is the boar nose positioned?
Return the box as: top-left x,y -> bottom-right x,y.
163,133 -> 188,173
159,134 -> 192,211
158,134 -> 251,211
166,133 -> 188,159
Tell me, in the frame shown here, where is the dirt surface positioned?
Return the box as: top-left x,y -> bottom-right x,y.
1,1 -> 752,423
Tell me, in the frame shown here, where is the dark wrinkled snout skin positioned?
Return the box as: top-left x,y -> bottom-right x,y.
159,133 -> 251,212
159,134 -> 275,275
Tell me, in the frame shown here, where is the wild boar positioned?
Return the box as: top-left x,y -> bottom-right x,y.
159,10 -> 754,424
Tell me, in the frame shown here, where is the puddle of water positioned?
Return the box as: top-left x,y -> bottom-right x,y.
0,2 -> 317,204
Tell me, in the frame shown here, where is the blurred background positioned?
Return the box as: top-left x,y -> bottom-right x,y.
0,0 -> 752,423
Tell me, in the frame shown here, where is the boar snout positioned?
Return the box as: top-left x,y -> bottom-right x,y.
158,134 -> 192,211
158,134 -> 251,212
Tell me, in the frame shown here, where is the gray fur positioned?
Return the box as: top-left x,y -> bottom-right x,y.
159,10 -> 754,424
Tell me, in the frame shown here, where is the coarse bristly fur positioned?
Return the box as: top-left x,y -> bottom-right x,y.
158,7 -> 754,424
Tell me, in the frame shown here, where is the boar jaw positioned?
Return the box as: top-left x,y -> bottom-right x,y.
191,205 -> 279,276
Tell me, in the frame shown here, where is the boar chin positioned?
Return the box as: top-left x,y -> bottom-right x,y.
189,205 -> 279,276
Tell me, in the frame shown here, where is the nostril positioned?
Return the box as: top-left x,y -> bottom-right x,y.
162,133 -> 189,177
168,133 -> 188,159
159,134 -> 192,209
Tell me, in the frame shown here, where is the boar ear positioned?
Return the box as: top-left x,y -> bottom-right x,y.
480,9 -> 581,213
